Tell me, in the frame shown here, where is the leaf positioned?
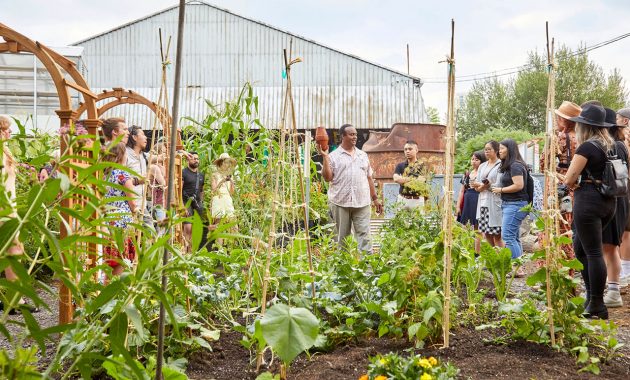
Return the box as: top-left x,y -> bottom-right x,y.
526,268 -> 547,286
377,272 -> 390,286
125,303 -> 146,341
109,313 -> 129,357
256,372 -> 280,380
423,307 -> 437,323
86,281 -> 123,314
260,303 -> 319,364
200,327 -> 220,342
162,366 -> 188,380
191,211 -> 203,252
378,324 -> 389,337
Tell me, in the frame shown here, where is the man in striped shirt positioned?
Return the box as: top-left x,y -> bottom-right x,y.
318,124 -> 383,253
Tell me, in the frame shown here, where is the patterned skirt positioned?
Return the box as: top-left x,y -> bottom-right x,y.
478,207 -> 501,235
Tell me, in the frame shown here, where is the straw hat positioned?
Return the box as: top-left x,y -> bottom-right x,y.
554,101 -> 581,120
213,153 -> 237,170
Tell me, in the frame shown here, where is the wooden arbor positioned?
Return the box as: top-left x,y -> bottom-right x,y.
76,87 -> 171,128
0,23 -> 100,324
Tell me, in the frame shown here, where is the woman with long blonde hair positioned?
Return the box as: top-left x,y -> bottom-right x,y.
560,103 -> 616,319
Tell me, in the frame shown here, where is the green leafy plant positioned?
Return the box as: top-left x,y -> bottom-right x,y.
478,244 -> 515,302
260,303 -> 319,366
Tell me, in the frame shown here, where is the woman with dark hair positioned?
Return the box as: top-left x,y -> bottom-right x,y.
491,139 -> 529,261
103,142 -> 138,276
457,150 -> 486,252
601,108 -> 629,308
559,103 -> 616,319
472,141 -> 503,247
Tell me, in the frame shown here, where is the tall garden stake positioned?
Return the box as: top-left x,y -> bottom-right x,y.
542,21 -> 559,347
442,19 -> 456,348
156,1 -> 186,379
256,49 -> 292,372
283,46 -> 317,300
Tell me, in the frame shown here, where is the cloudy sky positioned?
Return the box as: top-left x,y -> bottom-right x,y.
3,0 -> 629,120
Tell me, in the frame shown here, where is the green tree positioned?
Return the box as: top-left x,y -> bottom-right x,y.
456,45 -> 628,141
426,106 -> 441,124
455,127 -> 536,173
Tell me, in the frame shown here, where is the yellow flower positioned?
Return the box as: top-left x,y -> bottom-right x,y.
420,374 -> 433,380
379,358 -> 388,365
428,356 -> 438,366
418,358 -> 432,369
375,376 -> 388,380
358,375 -> 368,380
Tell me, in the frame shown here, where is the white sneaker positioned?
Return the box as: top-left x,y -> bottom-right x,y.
604,290 -> 623,307
620,275 -> 630,287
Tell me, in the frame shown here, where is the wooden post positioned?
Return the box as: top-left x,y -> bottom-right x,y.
56,109 -> 77,325
542,21 -> 558,347
442,19 -> 456,348
156,1 -> 186,379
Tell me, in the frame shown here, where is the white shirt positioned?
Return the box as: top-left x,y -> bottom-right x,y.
125,146 -> 147,205
328,146 -> 373,208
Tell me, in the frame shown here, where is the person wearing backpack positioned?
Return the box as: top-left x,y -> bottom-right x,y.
601,108 -> 629,308
560,103 -> 616,320
491,139 -> 530,266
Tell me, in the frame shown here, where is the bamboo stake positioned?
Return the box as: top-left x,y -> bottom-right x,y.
442,19 -> 456,348
283,47 -> 317,300
256,50 -> 291,372
542,21 -> 558,347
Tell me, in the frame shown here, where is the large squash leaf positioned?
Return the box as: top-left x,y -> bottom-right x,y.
260,303 -> 319,364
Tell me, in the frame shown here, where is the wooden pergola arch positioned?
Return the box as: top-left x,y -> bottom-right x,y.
76,87 -> 172,129
0,23 -> 99,324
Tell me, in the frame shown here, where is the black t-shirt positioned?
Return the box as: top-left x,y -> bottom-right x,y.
576,141 -> 611,181
182,167 -> 205,201
499,161 -> 529,202
394,161 -> 425,196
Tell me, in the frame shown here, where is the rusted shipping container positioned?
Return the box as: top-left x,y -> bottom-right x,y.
363,123 -> 446,183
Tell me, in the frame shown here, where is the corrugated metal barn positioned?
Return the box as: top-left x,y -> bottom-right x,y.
73,1 -> 427,130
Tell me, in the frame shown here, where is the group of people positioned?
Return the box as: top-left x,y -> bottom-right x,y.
320,104 -> 630,321
556,102 -> 630,319
456,139 -> 532,270
96,117 -> 238,273
455,101 -> 630,319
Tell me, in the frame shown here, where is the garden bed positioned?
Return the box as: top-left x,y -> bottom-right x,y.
186,322 -> 630,380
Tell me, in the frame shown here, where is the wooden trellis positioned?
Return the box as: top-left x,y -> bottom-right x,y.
0,24 -> 186,326
0,23 -> 99,325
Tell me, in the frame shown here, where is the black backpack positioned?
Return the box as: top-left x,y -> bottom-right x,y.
585,141 -> 629,198
526,170 -> 534,204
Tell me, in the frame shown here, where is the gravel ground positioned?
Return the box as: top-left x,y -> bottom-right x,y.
0,281 -> 60,368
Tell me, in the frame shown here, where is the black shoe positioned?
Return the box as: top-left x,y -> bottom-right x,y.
584,304 -> 608,320
19,303 -> 40,313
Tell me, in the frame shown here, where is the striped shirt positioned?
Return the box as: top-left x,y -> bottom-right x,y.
328,146 -> 374,208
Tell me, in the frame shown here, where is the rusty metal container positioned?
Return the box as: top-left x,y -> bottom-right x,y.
363,123 -> 446,183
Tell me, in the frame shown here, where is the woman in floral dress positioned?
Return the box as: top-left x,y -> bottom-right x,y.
103,142 -> 137,275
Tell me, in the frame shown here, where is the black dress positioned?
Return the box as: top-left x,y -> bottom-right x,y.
459,173 -> 480,227
602,141 -> 629,246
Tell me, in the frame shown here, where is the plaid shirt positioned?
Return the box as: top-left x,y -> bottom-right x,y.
328,146 -> 374,208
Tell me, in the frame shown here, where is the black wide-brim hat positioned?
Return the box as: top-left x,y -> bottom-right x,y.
604,107 -> 621,128
569,104 -> 614,128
